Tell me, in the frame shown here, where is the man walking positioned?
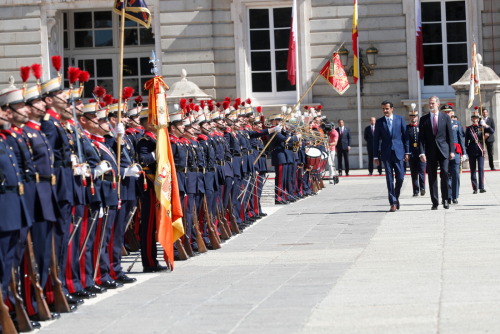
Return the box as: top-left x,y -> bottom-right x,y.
418,96 -> 455,210
373,100 -> 409,212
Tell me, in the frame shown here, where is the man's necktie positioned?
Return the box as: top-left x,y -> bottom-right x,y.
432,114 -> 437,135
388,118 -> 392,134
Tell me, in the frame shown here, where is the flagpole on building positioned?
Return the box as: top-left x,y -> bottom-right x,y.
294,0 -> 300,103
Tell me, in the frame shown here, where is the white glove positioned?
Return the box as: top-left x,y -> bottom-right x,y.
73,164 -> 86,176
98,207 -> 104,218
270,125 -> 282,134
123,165 -> 140,178
461,154 -> 468,162
116,123 -> 125,136
94,161 -> 112,178
151,152 -> 156,160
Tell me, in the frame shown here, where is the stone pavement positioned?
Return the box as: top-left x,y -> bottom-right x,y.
36,170 -> 500,333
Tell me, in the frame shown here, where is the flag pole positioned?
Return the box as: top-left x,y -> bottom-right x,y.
116,1 -> 127,197
294,0 -> 300,103
356,38 -> 362,169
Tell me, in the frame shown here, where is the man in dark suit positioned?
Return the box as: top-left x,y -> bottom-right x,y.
335,119 -> 350,176
373,100 -> 409,212
364,117 -> 382,175
482,108 -> 495,170
419,96 -> 455,210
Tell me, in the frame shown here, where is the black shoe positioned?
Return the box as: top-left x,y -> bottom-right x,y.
65,294 -> 84,305
31,321 -> 42,329
443,202 -> 449,209
345,172 -> 349,176
116,275 -> 137,284
395,201 -> 400,210
85,284 -> 107,294
473,190 -> 478,194
431,205 -> 438,210
480,189 -> 486,193
274,200 -> 289,205
99,280 -> 123,289
420,190 -> 426,196
413,193 -> 419,197
259,212 -> 267,217
339,171 -> 342,176
69,304 -> 78,313
491,168 -> 496,171
452,199 -> 458,204
369,172 -> 373,175
143,264 -> 169,273
71,290 -> 96,299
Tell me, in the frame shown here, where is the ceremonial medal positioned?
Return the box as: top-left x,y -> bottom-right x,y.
51,174 -> 57,185
413,143 -> 417,147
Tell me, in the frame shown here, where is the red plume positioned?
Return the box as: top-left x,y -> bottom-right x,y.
222,101 -> 230,110
67,67 -> 81,85
122,86 -> 135,101
447,102 -> 454,107
208,105 -> 214,111
112,98 -> 119,104
179,98 -> 187,110
256,106 -> 262,113
31,64 -> 42,81
78,71 -> 90,83
474,106 -> 479,110
241,101 -> 246,106
88,99 -> 96,103
20,66 -> 31,83
216,102 -> 221,108
200,100 -> 206,108
99,102 -> 107,108
194,105 -> 200,112
224,97 -> 231,102
246,98 -> 252,105
103,94 -> 113,106
51,55 -> 62,72
304,105 -> 310,110
134,96 -> 143,105
93,86 -> 106,98
316,105 -> 323,110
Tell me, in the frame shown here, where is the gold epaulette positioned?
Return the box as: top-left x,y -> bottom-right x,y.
43,113 -> 51,121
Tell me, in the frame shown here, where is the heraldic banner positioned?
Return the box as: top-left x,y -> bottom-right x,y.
144,76 -> 184,269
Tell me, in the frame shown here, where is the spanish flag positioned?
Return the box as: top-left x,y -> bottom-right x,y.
144,76 -> 184,269
352,0 -> 359,84
114,0 -> 151,29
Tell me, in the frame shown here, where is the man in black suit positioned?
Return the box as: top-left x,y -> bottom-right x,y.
482,108 -> 496,170
419,96 -> 455,210
364,117 -> 382,175
336,119 -> 351,176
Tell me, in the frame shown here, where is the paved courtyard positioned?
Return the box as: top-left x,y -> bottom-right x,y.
37,169 -> 500,333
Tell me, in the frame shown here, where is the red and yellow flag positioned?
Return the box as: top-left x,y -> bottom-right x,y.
144,76 -> 184,269
319,53 -> 350,95
352,0 -> 359,84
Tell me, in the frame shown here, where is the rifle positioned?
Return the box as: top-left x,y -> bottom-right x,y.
79,209 -> 100,260
25,232 -> 51,321
227,197 -> 240,234
215,202 -> 231,240
0,288 -> 17,334
192,204 -> 207,253
10,270 -> 32,332
175,240 -> 189,261
203,195 -> 221,249
93,207 -> 110,280
181,213 -> 195,257
50,234 -> 70,313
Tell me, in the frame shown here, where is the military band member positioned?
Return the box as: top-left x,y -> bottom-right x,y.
406,110 -> 426,197
465,112 -> 494,194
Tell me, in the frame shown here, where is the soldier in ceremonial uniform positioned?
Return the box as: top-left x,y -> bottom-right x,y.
0,82 -> 32,328
406,110 -> 426,197
250,118 -> 269,217
106,103 -> 138,284
441,104 -> 466,204
465,112 -> 494,194
137,109 -> 169,271
77,102 -> 109,294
